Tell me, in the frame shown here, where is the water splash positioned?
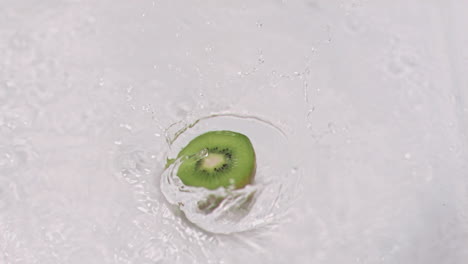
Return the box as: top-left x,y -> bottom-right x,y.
160,113 -> 300,234
164,112 -> 287,147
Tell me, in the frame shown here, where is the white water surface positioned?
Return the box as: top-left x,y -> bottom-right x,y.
1,1 -> 468,263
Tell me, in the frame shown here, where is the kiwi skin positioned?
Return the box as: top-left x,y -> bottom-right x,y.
170,130 -> 256,190
165,158 -> 176,169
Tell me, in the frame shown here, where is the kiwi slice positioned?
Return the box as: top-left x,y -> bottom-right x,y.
173,130 -> 256,190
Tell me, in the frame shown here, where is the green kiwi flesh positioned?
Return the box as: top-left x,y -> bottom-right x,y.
175,130 -> 256,190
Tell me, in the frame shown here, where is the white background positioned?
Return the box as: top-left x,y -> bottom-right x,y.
0,0 -> 467,263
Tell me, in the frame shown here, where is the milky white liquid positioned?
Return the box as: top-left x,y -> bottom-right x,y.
0,1 -> 467,263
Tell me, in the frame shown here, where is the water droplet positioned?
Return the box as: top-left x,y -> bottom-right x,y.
0,152 -> 13,168
98,78 -> 104,87
119,123 -> 133,131
0,147 -> 26,172
328,122 -> 337,134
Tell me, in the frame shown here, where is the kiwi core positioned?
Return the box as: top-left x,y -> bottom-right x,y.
201,153 -> 225,170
